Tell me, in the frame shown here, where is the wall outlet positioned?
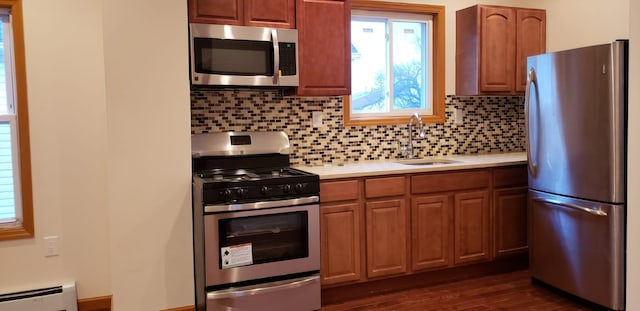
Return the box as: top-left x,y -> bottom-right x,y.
44,236 -> 59,257
454,108 -> 464,125
312,111 -> 323,128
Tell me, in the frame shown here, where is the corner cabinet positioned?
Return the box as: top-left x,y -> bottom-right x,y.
456,5 -> 545,95
188,0 -> 296,29
295,0 -> 351,96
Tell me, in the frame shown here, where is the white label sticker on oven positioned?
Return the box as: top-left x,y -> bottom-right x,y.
221,243 -> 253,269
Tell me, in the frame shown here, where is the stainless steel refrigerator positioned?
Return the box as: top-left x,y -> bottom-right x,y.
525,40 -> 627,310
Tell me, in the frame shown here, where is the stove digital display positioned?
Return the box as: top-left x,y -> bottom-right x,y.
230,135 -> 251,146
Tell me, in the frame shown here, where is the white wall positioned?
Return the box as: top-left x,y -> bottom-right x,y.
541,0 -> 630,51
0,0 -> 111,298
102,0 -> 192,309
0,0 -> 193,309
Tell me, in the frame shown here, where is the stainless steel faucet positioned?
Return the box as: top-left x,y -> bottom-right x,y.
398,112 -> 426,159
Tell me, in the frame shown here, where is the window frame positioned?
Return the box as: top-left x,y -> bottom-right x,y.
0,0 -> 34,241
345,0 -> 445,126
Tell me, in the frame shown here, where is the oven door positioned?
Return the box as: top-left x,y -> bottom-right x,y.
203,198 -> 319,288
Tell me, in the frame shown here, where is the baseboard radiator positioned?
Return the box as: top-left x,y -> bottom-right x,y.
0,283 -> 77,311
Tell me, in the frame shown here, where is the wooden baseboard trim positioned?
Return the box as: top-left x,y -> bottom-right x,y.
162,306 -> 195,311
322,254 -> 528,305
77,295 -> 112,311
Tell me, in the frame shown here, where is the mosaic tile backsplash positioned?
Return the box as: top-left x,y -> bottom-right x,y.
191,89 -> 525,166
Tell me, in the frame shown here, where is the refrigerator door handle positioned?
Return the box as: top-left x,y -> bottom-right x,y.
532,198 -> 608,217
525,68 -> 539,177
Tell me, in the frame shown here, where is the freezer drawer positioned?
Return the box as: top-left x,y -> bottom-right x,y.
528,190 -> 625,310
206,274 -> 320,311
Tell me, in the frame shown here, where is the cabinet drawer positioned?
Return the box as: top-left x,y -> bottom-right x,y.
411,170 -> 490,194
493,165 -> 527,188
321,179 -> 360,202
365,176 -> 406,198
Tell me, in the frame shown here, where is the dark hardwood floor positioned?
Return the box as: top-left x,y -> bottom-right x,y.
321,270 -> 605,310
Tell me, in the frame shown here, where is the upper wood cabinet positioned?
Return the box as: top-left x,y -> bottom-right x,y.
456,5 -> 545,95
188,0 -> 296,29
295,0 -> 351,96
515,9 -> 546,92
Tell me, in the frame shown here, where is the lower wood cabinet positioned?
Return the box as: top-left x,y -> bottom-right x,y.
454,190 -> 491,264
411,194 -> 452,271
492,165 -> 528,258
365,198 -> 407,278
493,187 -> 528,257
320,202 -> 362,285
319,165 -> 527,287
319,179 -> 363,285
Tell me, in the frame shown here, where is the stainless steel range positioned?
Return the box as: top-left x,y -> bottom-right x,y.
191,131 -> 320,311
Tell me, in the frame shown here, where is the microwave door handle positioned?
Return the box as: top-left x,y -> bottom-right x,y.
271,29 -> 280,85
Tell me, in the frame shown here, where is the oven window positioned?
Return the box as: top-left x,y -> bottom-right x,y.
194,38 -> 274,76
218,211 -> 309,268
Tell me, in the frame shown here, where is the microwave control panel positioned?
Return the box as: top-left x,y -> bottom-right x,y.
279,42 -> 297,76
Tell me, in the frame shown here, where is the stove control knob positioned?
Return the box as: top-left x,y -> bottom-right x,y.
294,183 -> 304,192
236,188 -> 245,197
283,184 -> 292,193
260,186 -> 270,195
221,189 -> 232,198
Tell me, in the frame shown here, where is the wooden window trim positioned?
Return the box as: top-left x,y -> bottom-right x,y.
0,0 -> 34,241
345,1 -> 445,126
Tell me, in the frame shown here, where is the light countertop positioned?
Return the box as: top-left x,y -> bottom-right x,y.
294,152 -> 527,180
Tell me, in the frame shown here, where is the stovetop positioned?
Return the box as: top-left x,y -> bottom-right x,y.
196,167 -> 314,183
192,131 -> 319,205
194,166 -> 319,205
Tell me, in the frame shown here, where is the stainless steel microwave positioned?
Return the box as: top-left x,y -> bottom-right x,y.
189,23 -> 299,87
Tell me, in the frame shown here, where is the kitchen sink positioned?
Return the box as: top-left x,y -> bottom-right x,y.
394,158 -> 461,166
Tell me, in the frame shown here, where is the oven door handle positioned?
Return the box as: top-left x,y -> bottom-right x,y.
204,196 -> 319,213
207,275 -> 319,300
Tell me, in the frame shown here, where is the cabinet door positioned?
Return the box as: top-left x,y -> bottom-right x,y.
493,187 -> 528,257
320,202 -> 363,285
296,0 -> 351,96
479,6 -> 515,93
245,0 -> 295,28
188,0 -> 243,25
454,190 -> 490,264
515,9 -> 546,92
411,194 -> 452,271
366,198 -> 407,278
